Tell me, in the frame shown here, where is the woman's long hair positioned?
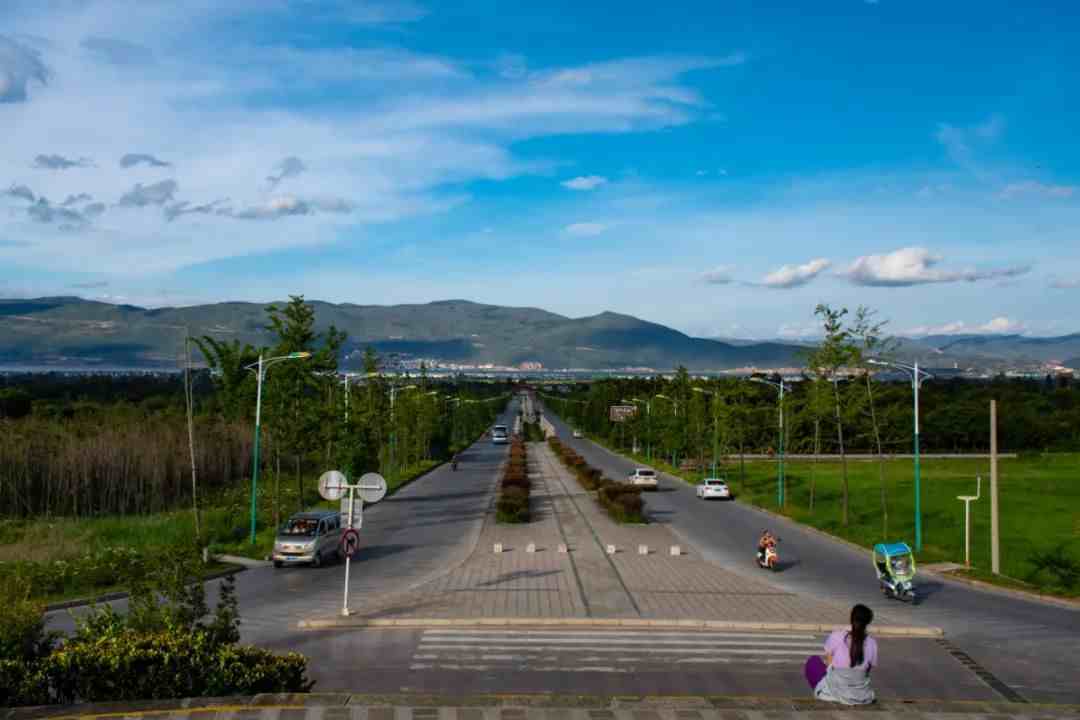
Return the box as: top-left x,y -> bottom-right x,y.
848,604 -> 874,666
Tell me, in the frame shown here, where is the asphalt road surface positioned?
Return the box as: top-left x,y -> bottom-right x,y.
542,406 -> 1080,705
42,397 -> 1076,703
47,400 -> 520,643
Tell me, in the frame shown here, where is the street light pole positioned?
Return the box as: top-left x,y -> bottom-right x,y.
750,377 -> 785,509
247,351 -> 311,545
251,354 -> 264,546
869,358 -> 932,552
693,387 -> 720,478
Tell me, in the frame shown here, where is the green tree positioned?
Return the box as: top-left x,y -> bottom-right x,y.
191,337 -> 258,421
851,306 -> 896,536
808,304 -> 858,526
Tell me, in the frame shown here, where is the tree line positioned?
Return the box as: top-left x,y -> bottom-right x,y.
543,304 -> 1080,527
0,296 -> 507,521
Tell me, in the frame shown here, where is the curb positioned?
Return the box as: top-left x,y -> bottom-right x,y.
296,615 -> 943,637
922,567 -> 1080,611
10,693 -> 1080,720
44,566 -> 245,613
213,554 -> 272,568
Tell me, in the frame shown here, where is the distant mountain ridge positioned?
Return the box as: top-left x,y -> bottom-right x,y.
1,297 -> 1075,371
0,297 -> 802,371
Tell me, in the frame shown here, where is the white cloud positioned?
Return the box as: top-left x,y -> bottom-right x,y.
1050,277 -> 1080,289
999,181 -> 1076,200
844,247 -> 1030,286
901,316 -> 1026,337
0,2 -> 744,275
564,222 -> 608,237
761,258 -> 830,288
561,175 -> 607,191
777,322 -> 820,339
701,266 -> 733,285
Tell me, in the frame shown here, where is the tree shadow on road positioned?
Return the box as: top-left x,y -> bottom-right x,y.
476,569 -> 564,587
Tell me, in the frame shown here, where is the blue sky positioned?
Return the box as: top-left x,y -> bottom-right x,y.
2,0 -> 1079,339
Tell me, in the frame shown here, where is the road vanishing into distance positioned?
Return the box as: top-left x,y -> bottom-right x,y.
44,397 -> 1079,703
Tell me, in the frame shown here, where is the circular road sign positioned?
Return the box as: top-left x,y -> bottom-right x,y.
340,528 -> 361,559
318,470 -> 347,501
358,472 -> 387,504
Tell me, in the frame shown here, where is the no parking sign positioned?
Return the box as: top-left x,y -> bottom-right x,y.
340,528 -> 361,559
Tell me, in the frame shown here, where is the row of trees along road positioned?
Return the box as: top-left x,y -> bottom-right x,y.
543,304 -> 1080,530
0,296 -> 506,525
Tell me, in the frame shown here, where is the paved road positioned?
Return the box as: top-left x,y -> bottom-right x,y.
46,400 -> 520,642
542,407 -> 1080,705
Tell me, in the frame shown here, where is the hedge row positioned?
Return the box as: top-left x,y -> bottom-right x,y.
1,627 -> 312,707
496,436 -> 530,523
547,437 -> 646,523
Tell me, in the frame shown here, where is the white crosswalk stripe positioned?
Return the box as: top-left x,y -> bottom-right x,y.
410,628 -> 823,672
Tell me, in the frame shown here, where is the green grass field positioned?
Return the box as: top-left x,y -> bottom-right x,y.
602,441 -> 1080,596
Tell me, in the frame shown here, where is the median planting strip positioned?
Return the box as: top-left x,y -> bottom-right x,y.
496,436 -> 531,523
547,436 -> 645,523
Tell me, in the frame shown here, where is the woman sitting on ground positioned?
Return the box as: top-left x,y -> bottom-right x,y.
804,604 -> 877,705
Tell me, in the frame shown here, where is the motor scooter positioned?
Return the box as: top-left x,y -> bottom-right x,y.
756,538 -> 779,570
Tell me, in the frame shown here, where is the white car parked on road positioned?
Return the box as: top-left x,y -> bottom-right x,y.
627,468 -> 659,490
696,478 -> 732,500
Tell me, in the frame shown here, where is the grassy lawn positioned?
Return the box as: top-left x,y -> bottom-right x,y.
591,436 -> 1080,596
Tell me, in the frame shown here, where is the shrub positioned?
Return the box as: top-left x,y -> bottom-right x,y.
497,437 -> 531,523
0,658 -> 49,707
548,442 -> 647,524
42,627 -> 313,704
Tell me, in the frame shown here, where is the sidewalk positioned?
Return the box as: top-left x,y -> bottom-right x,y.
9,692 -> 1077,720
301,444 -> 934,635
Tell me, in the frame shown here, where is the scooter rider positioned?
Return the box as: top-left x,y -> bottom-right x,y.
757,530 -> 775,564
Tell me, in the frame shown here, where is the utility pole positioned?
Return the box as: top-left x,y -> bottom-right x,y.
990,399 -> 1000,575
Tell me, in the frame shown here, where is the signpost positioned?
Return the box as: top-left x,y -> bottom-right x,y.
609,404 -> 637,422
318,470 -> 387,616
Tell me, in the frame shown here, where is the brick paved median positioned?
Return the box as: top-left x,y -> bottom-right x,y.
301,443 -> 927,633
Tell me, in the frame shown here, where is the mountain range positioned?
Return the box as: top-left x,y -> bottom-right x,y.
0,297 -> 1076,372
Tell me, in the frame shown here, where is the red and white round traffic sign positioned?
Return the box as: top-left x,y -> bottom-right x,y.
340,528 -> 361,559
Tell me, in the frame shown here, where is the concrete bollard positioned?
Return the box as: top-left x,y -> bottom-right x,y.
606,544 -> 617,555
494,543 -> 504,554
638,544 -> 649,555
526,542 -> 537,553
670,545 -> 682,556
557,543 -> 568,554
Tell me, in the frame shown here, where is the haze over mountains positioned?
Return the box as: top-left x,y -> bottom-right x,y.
0,297 -> 1076,372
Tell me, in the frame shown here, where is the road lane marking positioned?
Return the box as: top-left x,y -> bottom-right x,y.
418,644 -> 817,656
420,637 -> 821,647
422,629 -> 818,640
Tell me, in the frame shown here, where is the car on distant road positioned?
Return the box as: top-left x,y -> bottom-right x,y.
627,468 -> 659,490
696,478 -> 732,500
492,424 -> 509,444
272,510 -> 342,568
572,429 -> 583,438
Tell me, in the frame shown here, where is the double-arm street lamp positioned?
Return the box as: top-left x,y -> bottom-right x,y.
750,376 -> 786,509
693,387 -> 720,478
246,351 -> 311,544
623,397 -> 651,460
868,358 -> 933,551
653,394 -> 680,467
